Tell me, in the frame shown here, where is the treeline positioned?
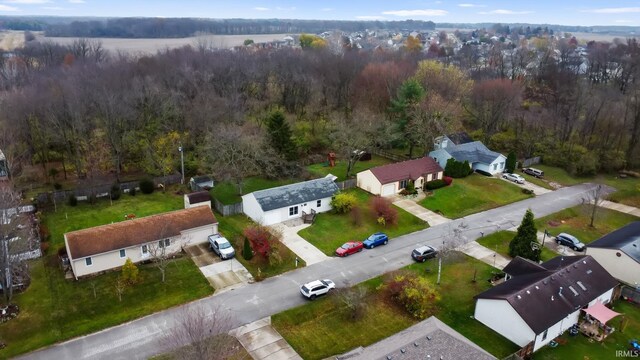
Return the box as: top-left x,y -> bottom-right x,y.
0,35 -> 638,193
40,18 -> 436,38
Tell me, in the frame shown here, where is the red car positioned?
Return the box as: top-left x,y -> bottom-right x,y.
335,241 -> 364,257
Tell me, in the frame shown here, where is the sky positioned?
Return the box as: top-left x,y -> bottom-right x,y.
0,0 -> 639,27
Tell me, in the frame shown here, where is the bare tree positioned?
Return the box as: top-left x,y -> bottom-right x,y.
0,184 -> 33,305
147,239 -> 173,283
114,277 -> 127,302
333,281 -> 368,321
330,110 -> 382,179
162,304 -> 237,360
583,184 -> 606,228
436,222 -> 467,285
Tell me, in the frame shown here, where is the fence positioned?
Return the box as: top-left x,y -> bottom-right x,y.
522,157 -> 541,167
212,198 -> 243,217
35,173 -> 183,206
371,149 -> 410,162
621,284 -> 640,304
336,178 -> 357,190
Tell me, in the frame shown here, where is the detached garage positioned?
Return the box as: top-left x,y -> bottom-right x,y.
241,176 -> 339,226
356,157 -> 443,197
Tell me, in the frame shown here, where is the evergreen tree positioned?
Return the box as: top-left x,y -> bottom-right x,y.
243,237 -> 253,261
265,109 -> 296,160
506,151 -> 517,173
509,209 -> 541,262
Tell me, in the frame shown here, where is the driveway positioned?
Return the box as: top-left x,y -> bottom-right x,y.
184,243 -> 253,291
270,222 -> 329,265
499,176 -> 552,196
231,317 -> 302,360
18,184 -> 602,360
390,192 -> 451,226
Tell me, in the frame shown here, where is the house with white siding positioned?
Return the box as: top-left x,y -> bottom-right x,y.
474,256 -> 618,356
184,191 -> 212,209
64,206 -> 218,279
586,222 -> 640,286
241,176 -> 339,226
356,157 -> 443,197
429,135 -> 506,175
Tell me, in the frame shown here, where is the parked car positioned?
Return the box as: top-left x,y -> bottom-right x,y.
411,245 -> 438,262
523,168 -> 544,178
502,173 -> 525,184
300,279 -> 335,300
363,232 -> 389,249
336,241 -> 364,257
475,169 -> 493,177
208,234 -> 235,260
555,233 -> 585,251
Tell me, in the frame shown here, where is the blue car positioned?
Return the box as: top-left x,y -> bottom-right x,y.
363,232 -> 389,249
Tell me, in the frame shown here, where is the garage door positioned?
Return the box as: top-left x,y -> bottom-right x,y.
381,184 -> 396,196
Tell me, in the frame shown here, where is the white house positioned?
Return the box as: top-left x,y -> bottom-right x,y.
356,157 -> 443,197
64,206 -> 218,279
241,176 -> 339,226
429,136 -> 506,175
474,256 -> 618,356
184,191 -> 212,209
586,222 -> 640,286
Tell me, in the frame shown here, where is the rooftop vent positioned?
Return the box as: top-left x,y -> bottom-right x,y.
427,336 -> 432,341
577,281 -> 587,291
414,342 -> 419,347
573,264 -> 578,269
526,290 -> 531,294
569,286 -> 579,296
559,287 -> 564,296
535,286 -> 540,290
587,270 -> 593,274
517,295 -> 522,299
387,356 -> 392,360
583,260 -> 587,264
551,295 -> 555,301
401,348 -> 406,354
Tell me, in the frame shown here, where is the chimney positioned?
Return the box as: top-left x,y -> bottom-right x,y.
559,287 -> 563,296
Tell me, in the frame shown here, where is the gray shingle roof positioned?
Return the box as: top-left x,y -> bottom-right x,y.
589,222 -> 640,263
446,141 -> 503,164
251,177 -> 339,212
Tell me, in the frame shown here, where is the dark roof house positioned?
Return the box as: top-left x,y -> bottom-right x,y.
586,222 -> 640,286
250,177 -> 339,212
588,221 -> 640,263
368,157 -> 443,185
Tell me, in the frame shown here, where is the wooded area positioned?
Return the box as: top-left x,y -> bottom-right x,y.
0,34 -> 639,193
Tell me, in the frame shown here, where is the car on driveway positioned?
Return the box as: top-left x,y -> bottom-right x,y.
363,232 -> 389,249
555,233 -> 586,251
300,279 -> 335,300
336,241 -> 364,257
502,173 -> 525,184
411,245 -> 438,262
523,167 -> 544,178
208,234 -> 235,260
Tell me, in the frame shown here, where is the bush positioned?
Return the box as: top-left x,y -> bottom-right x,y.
68,195 -> 78,207
475,169 -> 492,177
121,258 -> 139,285
243,237 -> 253,261
243,225 -> 276,259
425,179 -> 447,190
370,197 -> 398,226
506,151 -> 517,173
129,187 -> 137,196
384,271 -> 440,319
139,179 -> 155,194
53,183 -> 62,190
331,192 -> 357,214
522,188 -> 534,195
110,183 -> 121,200
443,176 -> 453,185
444,158 -> 473,178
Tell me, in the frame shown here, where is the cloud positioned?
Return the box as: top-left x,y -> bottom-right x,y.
581,7 -> 640,14
382,9 -> 448,17
276,6 -> 296,11
479,9 -> 533,15
0,4 -> 19,11
5,0 -> 49,3
68,0 -> 85,3
356,15 -> 385,20
254,7 -> 269,11
458,3 -> 486,7
321,8 -> 333,12
42,6 -> 66,10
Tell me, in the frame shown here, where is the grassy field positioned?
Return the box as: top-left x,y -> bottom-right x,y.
210,177 -> 299,205
0,256 -> 212,359
217,213 -> 305,279
43,190 -> 184,250
306,155 -> 392,182
272,255 -> 519,359
533,301 -> 640,360
298,189 -> 427,255
477,231 -> 558,262
419,174 -> 532,219
535,206 -> 640,244
602,175 -> 640,208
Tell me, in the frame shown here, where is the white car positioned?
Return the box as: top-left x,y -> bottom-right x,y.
300,279 -> 335,300
502,173 -> 525,184
208,234 -> 235,260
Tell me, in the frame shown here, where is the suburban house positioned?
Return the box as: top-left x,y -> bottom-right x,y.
184,191 -> 212,209
345,316 -> 495,360
241,176 -> 339,226
429,136 -> 507,175
586,222 -> 640,286
474,256 -> 618,355
64,206 -> 218,279
433,132 -> 474,149
189,175 -> 214,191
0,149 -> 8,180
356,157 -> 443,197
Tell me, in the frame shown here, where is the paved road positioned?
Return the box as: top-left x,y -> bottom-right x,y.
19,183 -> 605,360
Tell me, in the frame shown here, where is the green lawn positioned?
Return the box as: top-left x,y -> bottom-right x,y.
306,155 -> 393,182
535,206 -> 640,244
217,214 -> 305,279
43,190 -> 184,250
0,256 -> 212,359
298,189 -> 427,255
477,231 -> 558,262
528,165 -> 590,186
533,301 -> 640,360
602,175 -> 640,208
210,177 -> 300,205
272,255 -> 519,359
419,174 -> 532,219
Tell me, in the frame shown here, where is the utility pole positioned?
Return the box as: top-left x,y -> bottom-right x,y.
178,144 -> 185,185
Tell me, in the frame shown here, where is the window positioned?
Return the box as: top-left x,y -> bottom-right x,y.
399,179 -> 408,189
289,206 -> 299,216
141,245 -> 149,255
500,162 -> 505,169
119,249 -> 126,258
493,163 -> 498,170
159,239 -> 170,248
542,329 -> 548,341
316,200 -> 321,208
85,257 -> 92,266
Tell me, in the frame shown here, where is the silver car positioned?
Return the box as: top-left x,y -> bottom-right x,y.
502,173 -> 525,184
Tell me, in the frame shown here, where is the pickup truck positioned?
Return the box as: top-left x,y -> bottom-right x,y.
208,234 -> 235,260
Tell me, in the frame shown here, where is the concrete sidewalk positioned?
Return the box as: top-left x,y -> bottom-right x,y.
231,317 -> 302,360
457,241 -> 511,270
599,200 -> 640,217
270,223 -> 329,265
